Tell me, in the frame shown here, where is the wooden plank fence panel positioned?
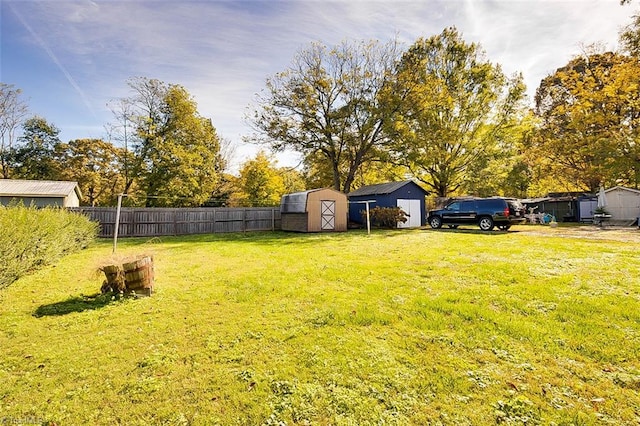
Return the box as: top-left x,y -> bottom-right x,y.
70,207 -> 281,237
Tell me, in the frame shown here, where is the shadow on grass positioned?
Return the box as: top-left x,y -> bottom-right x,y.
33,293 -> 121,317
425,227 -> 519,235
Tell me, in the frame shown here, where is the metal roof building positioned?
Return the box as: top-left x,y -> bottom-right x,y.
0,179 -> 82,207
348,180 -> 428,228
280,188 -> 348,232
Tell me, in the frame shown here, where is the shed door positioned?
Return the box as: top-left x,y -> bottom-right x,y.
579,199 -> 597,221
397,199 -> 421,228
321,200 -> 335,230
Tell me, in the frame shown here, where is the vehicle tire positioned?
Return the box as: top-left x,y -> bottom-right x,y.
447,225 -> 459,229
478,216 -> 494,231
429,216 -> 443,229
497,224 -> 511,231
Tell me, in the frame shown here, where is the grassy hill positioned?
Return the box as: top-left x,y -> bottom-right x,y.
1,226 -> 639,425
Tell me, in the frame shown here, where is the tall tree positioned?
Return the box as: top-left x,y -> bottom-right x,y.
142,85 -> 221,206
0,84 -> 29,178
105,98 -> 136,196
55,139 -> 125,206
111,77 -> 222,207
237,151 -> 286,207
11,116 -> 60,180
249,39 -> 401,193
532,51 -> 640,192
464,113 -> 536,198
384,27 -> 527,197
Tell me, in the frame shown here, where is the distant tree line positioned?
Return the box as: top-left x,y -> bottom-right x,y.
251,20 -> 640,197
2,17 -> 640,206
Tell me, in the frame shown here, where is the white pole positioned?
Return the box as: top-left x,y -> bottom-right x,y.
366,201 -> 371,235
347,199 -> 376,235
113,194 -> 123,254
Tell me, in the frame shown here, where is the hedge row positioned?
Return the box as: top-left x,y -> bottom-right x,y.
0,205 -> 98,289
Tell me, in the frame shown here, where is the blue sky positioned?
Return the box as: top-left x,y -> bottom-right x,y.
1,0 -> 637,172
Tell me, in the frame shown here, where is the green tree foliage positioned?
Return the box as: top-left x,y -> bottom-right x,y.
54,139 -> 126,206
280,167 -> 306,195
385,27 -> 527,197
302,150 -> 408,192
237,151 -> 286,207
11,116 -> 61,180
249,39 -> 400,193
204,173 -> 237,207
464,113 -> 536,198
117,77 -> 222,207
532,51 -> 640,192
0,83 -> 29,179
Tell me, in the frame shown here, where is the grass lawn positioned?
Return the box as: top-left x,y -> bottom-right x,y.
1,225 -> 639,425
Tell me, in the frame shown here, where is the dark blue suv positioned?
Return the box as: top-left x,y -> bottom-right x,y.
427,197 -> 526,231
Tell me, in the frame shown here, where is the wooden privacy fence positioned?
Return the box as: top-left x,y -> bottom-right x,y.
70,207 -> 282,237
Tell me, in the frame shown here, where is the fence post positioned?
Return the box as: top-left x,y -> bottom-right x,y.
131,209 -> 137,237
243,208 -> 247,233
173,209 -> 178,236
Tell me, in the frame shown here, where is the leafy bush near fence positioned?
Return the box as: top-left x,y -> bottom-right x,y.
0,205 -> 98,289
363,206 -> 408,228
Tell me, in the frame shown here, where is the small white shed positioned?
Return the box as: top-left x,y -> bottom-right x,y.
0,179 -> 82,208
603,186 -> 640,222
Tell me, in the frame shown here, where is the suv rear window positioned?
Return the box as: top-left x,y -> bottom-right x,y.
477,199 -> 505,210
461,201 -> 475,210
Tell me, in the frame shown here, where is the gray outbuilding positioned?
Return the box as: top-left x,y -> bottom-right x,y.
0,179 -> 82,207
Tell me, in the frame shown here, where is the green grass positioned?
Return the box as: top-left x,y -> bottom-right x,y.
1,225 -> 639,425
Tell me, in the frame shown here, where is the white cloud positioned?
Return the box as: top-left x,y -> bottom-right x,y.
4,0 -> 638,171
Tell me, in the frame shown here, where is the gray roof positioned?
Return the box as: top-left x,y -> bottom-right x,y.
348,180 -> 427,197
280,190 -> 314,213
280,188 -> 343,213
0,179 -> 82,199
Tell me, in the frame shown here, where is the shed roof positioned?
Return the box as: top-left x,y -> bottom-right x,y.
0,179 -> 82,199
521,196 -> 575,203
280,188 -> 345,213
605,186 -> 640,195
348,180 -> 427,197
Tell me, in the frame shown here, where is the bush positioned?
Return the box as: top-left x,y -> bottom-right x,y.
362,206 -> 408,229
0,205 -> 98,289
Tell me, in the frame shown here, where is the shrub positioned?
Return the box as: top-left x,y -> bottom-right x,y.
0,205 -> 98,289
362,206 -> 408,229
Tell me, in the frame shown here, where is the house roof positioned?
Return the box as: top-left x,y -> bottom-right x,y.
0,179 -> 82,199
348,180 -> 427,197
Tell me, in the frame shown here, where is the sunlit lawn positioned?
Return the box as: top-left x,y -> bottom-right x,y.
1,225 -> 639,425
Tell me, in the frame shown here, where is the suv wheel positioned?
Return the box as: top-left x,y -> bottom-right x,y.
429,216 -> 443,229
497,224 -> 511,231
478,216 -> 494,231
